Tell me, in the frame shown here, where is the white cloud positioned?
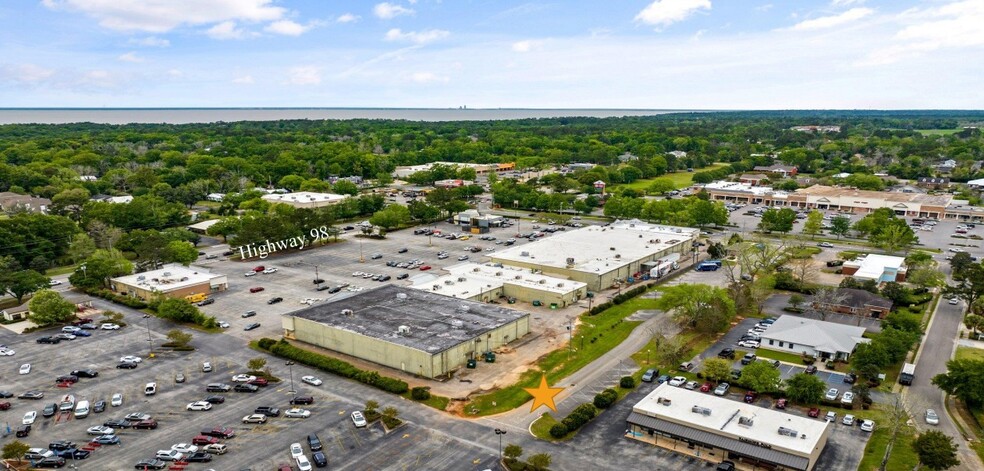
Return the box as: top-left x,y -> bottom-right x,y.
287,66 -> 321,85
264,20 -> 312,36
233,75 -> 255,84
42,0 -> 285,33
117,52 -> 144,63
384,28 -> 449,45
635,0 -> 711,28
408,72 -> 448,84
790,7 -> 874,31
861,0 -> 984,65
206,21 -> 248,40
374,3 -> 414,20
336,13 -> 360,23
0,63 -> 55,85
512,40 -> 533,52
129,36 -> 170,47
831,0 -> 866,6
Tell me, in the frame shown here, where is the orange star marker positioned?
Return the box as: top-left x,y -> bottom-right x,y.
524,375 -> 564,413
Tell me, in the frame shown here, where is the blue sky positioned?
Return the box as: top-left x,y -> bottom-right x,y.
1,0 -> 981,108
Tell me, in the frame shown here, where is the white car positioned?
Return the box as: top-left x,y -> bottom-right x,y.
156,450 -> 184,461
217,321 -> 230,328
351,411 -> 367,427
111,393 -> 123,406
171,443 -> 198,454
860,419 -> 875,432
100,323 -> 120,330
244,271 -> 257,277
668,376 -> 687,387
242,414 -> 267,424
926,409 -> 940,425
187,401 -> 212,411
949,247 -> 964,253
263,268 -> 278,274
19,363 -> 31,374
842,414 -> 855,426
290,443 -> 304,459
824,388 -> 839,401
949,298 -> 960,305
49,279 -> 63,286
285,408 -> 311,418
352,271 -> 363,277
23,411 -> 37,425
684,381 -> 699,390
840,392 -> 855,404
231,374 -> 257,383
120,355 -> 142,363
737,340 -> 760,348
296,454 -> 313,471
0,347 -> 15,356
87,425 -> 114,435
301,375 -> 323,386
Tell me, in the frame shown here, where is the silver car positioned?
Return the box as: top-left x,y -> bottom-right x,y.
925,409 -> 939,425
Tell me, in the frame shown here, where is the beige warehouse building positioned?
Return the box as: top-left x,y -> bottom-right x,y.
110,264 -> 228,301
261,191 -> 348,209
281,285 -> 530,379
411,262 -> 588,307
488,220 -> 699,292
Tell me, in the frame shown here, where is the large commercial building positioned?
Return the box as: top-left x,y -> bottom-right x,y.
261,191 -> 348,209
841,254 -> 907,282
488,219 -> 698,291
393,161 -> 515,178
410,263 -> 588,307
110,264 -> 228,301
627,383 -> 831,471
281,285 -> 530,379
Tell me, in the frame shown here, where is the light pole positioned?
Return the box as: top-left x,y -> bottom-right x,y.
142,314 -> 153,358
495,428 -> 507,463
359,240 -> 365,263
286,361 -> 296,394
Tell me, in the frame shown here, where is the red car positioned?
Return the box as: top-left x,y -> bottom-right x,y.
191,435 -> 219,446
699,382 -> 713,393
744,391 -> 757,403
249,287 -> 265,293
419,265 -> 432,271
277,464 -> 292,471
775,399 -> 787,409
808,407 -> 821,418
0,401 -> 10,410
248,378 -> 269,387
253,266 -> 265,272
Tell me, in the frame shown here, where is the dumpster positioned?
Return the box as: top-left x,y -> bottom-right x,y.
466,358 -> 477,369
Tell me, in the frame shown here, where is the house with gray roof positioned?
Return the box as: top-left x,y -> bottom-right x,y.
759,315 -> 868,361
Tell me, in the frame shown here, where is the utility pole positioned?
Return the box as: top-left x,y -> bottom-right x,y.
286,361 -> 296,394
142,314 -> 154,358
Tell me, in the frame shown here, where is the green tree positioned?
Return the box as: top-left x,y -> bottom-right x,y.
701,358 -> 732,383
965,314 -> 984,337
802,210 -> 824,239
369,204 -> 411,231
1,440 -> 30,464
852,342 -> 891,380
163,240 -> 198,266
653,284 -> 736,334
247,357 -> 267,371
527,453 -> 553,471
382,406 -> 400,419
1,269 -> 49,304
907,268 -> 946,290
331,179 -> 359,196
788,293 -> 805,311
758,208 -> 796,234
870,219 -> 918,254
949,252 -> 975,276
852,208 -> 895,238
28,289 -> 77,326
784,373 -> 826,404
912,430 -> 960,470
50,188 -> 91,220
739,360 -> 782,392
165,329 -> 193,347
829,215 -> 851,239
503,443 -> 523,461
156,298 -> 202,323
206,217 -> 243,243
66,233 -> 98,263
689,200 -> 728,227
69,249 -> 133,290
407,200 -> 441,222
946,264 -> 984,308
844,173 -> 885,191
932,359 -> 984,407
646,178 -> 676,195
364,400 -> 379,414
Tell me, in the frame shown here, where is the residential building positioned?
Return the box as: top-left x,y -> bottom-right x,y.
281,285 -> 530,378
206,193 -> 226,202
753,164 -> 798,177
617,152 -> 639,163
411,263 -> 588,307
110,264 -> 228,301
759,315 -> 868,361
627,383 -> 830,470
815,288 -> 894,319
0,192 -> 50,214
841,254 -> 907,283
916,177 -> 950,189
791,125 -> 841,133
90,195 -> 134,204
738,173 -> 769,186
260,192 -> 348,209
2,294 -> 94,322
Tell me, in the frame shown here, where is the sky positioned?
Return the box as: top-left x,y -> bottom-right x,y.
0,0 -> 981,109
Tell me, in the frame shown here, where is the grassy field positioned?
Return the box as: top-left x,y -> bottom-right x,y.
857,406 -> 918,471
401,391 -> 450,411
915,128 -> 962,136
956,346 -> 984,362
530,413 -> 563,441
616,163 -> 730,192
46,264 -> 78,276
754,348 -> 810,365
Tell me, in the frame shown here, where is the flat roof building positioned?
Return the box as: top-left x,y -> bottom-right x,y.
261,192 -> 348,209
281,285 -> 530,379
759,315 -> 868,361
411,263 -> 588,307
842,254 -> 907,283
488,219 -> 698,291
627,383 -> 831,471
393,161 -> 515,178
110,264 -> 228,301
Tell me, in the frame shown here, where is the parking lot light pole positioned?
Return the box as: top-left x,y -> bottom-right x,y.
495,428 -> 507,462
286,361 -> 296,394
142,314 -> 153,358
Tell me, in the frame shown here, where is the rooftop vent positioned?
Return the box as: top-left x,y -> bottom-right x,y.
778,427 -> 799,437
615,254 -> 621,259
163,272 -> 172,276
397,325 -> 411,335
473,267 -> 480,272
495,272 -> 502,276
515,275 -> 522,280
691,406 -> 712,416
341,309 -> 354,316
538,279 -> 546,285
609,247 -> 616,251
457,277 -> 467,282
656,397 -> 672,406
520,251 -> 529,257
396,293 -> 408,301
738,416 -> 755,427
557,283 -> 564,287
432,285 -> 441,291
137,275 -> 145,281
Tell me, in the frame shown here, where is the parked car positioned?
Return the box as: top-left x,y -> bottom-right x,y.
667,376 -> 687,387
744,391 -> 758,403
290,396 -> 314,405
244,323 -> 261,331
718,348 -> 736,359
775,399 -> 788,409
860,420 -> 875,432
818,242 -> 834,248
824,388 -> 839,401
351,411 -> 367,427
842,414 -> 855,426
249,287 -> 265,293
808,407 -> 821,418
841,391 -> 855,405
699,382 -> 713,393
805,365 -> 818,375
741,353 -> 757,365
713,383 -> 730,396
301,375 -> 323,386
641,369 -> 658,382
268,297 -> 284,304
242,414 -> 267,424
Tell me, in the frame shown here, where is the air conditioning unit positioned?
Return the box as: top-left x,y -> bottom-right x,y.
397,325 -> 411,335
341,309 -> 354,316
495,272 -> 502,276
515,275 -> 522,280
538,280 -> 546,285
458,277 -> 467,282
473,267 -> 480,272
615,254 -> 621,259
557,283 -> 564,287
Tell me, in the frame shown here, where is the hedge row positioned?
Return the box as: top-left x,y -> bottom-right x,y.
257,338 -> 409,394
549,403 -> 598,438
588,283 -> 650,315
87,288 -> 149,309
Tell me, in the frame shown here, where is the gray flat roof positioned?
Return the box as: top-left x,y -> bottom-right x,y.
286,285 -> 529,354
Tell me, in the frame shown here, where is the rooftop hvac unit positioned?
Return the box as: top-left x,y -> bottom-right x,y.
515,275 -> 522,280
738,416 -> 754,426
458,277 -> 467,282
396,293 -> 408,301
557,283 -> 564,287
538,279 -> 546,284
432,285 -> 441,291
520,251 -> 529,257
163,272 -> 172,276
656,397 -> 672,406
615,254 -> 621,259
445,280 -> 454,285
137,276 -> 145,281
180,277 -> 189,282
778,427 -> 799,437
691,406 -> 712,416
496,272 -> 502,276
397,325 -> 411,335
341,309 -> 354,316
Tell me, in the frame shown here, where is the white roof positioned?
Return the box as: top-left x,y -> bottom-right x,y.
187,219 -> 221,231
633,383 -> 828,457
112,264 -> 225,293
760,315 -> 867,355
843,254 -> 906,280
967,178 -> 984,186
489,220 -> 697,275
703,181 -> 788,197
261,192 -> 348,204
411,263 -> 587,298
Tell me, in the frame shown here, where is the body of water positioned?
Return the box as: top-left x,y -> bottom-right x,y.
0,108 -> 692,125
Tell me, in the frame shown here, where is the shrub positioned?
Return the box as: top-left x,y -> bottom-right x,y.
548,423 -> 569,438
258,338 -> 409,394
619,376 -> 635,389
593,388 -> 618,409
257,338 -> 277,350
411,387 -> 431,401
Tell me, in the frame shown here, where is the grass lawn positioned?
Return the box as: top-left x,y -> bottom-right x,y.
754,348 -> 810,366
615,163 -> 730,192
401,391 -> 450,411
956,346 -> 984,362
46,264 -> 78,276
531,413 -> 563,441
857,406 -> 917,471
915,128 -> 962,136
629,330 -> 719,377
787,246 -> 822,259
463,292 -> 660,416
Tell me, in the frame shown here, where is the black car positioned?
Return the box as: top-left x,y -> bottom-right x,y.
844,373 -> 858,384
134,459 -> 166,470
116,362 -> 138,369
48,441 -> 76,452
805,365 -> 818,375
196,298 -> 215,306
37,336 -> 61,344
185,452 -> 213,463
396,273 -> 409,280
328,287 -> 342,294
34,457 -> 66,468
718,348 -> 736,359
93,400 -> 106,413
379,275 -> 391,281
206,383 -> 232,392
290,395 -> 314,405
70,369 -> 99,378
398,248 -> 408,253
57,449 -> 90,460
255,406 -> 280,417
18,390 -> 44,400
312,450 -> 328,467
222,250 -> 235,256
55,375 -> 79,383
42,402 -> 58,417
0,391 -> 12,398
15,424 -> 30,437
104,418 -> 131,429
244,323 -> 261,331
204,395 -> 226,404
267,297 -> 283,304
313,278 -> 325,284
315,285 -> 331,291
307,433 -> 323,451
234,384 -> 259,393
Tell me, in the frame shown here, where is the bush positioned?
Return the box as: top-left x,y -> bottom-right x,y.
560,403 -> 598,433
257,338 -> 277,350
593,388 -> 618,409
619,376 -> 635,389
549,423 -> 569,438
258,338 -> 409,394
410,387 -> 431,401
